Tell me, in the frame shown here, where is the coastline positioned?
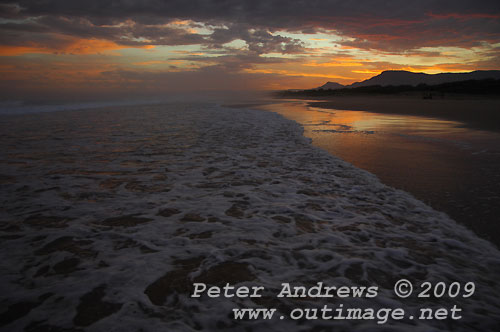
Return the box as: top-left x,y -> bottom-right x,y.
288,95 -> 500,133
1,103 -> 500,331
257,98 -> 500,247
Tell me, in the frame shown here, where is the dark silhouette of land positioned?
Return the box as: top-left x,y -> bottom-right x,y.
277,78 -> 500,132
281,78 -> 500,97
307,70 -> 500,90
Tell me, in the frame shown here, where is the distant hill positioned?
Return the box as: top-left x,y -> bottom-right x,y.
278,75 -> 500,98
311,70 -> 500,91
348,70 -> 500,88
316,81 -> 345,90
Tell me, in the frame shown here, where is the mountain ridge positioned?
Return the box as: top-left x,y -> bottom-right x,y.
316,81 -> 345,90
315,70 -> 500,90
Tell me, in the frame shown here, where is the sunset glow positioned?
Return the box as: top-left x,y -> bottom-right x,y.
0,1 -> 499,98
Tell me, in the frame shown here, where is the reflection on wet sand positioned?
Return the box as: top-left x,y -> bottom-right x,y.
258,100 -> 500,246
1,103 -> 500,331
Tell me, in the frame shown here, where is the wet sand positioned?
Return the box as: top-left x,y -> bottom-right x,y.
302,95 -> 500,133
257,99 -> 500,247
1,103 -> 500,331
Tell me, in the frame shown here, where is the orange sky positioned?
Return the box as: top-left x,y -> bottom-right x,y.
0,1 -> 499,98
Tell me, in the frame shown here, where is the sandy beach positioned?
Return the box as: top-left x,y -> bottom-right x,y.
302,95 -> 500,133
1,103 -> 500,331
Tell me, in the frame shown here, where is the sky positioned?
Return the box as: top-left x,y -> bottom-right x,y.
0,0 -> 499,100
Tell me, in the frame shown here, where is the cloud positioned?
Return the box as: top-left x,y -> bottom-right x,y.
2,0 -> 498,52
0,0 -> 499,96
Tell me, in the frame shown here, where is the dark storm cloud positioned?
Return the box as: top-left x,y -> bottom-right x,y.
207,24 -> 304,54
0,15 -> 207,47
5,0 -> 498,25
1,0 -> 499,52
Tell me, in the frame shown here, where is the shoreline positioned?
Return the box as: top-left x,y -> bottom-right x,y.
257,98 -> 500,248
1,103 -> 500,330
283,95 -> 500,133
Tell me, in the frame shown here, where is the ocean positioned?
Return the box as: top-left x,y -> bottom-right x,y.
256,99 -> 500,247
0,101 -> 499,331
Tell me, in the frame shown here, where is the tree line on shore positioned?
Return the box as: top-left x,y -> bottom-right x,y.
278,78 -> 500,98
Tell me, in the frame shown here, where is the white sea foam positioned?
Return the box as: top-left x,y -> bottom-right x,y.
0,103 -> 499,331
